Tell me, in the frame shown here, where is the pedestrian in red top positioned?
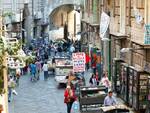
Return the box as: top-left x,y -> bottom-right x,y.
64,85 -> 76,113
85,54 -> 90,70
95,70 -> 100,85
91,54 -> 97,75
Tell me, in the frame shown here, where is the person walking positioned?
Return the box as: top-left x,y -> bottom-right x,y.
52,57 -> 56,74
64,85 -> 76,113
35,60 -> 41,80
42,61 -> 49,81
95,70 -> 100,85
91,55 -> 97,75
100,71 -> 110,93
85,53 -> 90,70
30,62 -> 37,81
89,73 -> 97,86
16,67 -> 21,86
104,91 -> 117,106
8,75 -> 16,102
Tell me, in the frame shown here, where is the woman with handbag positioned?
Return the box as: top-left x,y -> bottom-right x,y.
64,85 -> 76,113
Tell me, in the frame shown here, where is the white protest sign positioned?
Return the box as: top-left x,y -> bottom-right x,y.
72,52 -> 85,72
100,12 -> 110,38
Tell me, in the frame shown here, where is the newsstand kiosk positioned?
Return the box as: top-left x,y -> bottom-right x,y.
128,66 -> 149,112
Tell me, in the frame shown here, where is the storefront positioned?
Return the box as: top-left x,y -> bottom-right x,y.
119,63 -> 129,104
112,58 -> 124,94
128,66 -> 149,111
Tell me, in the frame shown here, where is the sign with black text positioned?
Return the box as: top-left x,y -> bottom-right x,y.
72,52 -> 85,72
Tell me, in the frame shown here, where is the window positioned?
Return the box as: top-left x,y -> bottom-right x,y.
120,0 -> 126,34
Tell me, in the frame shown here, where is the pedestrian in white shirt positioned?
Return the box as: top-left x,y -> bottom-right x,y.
42,61 -> 49,81
100,71 -> 110,93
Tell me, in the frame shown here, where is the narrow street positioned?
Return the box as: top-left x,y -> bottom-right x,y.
0,0 -> 150,113
8,73 -> 68,113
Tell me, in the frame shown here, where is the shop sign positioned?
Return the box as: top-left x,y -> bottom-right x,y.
100,12 -> 110,38
144,24 -> 150,44
72,52 -> 85,72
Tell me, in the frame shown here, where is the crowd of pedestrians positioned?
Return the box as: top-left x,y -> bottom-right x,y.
7,38 -> 76,103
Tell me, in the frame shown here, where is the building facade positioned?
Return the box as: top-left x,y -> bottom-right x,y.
1,0 -> 48,44
81,0 -> 150,75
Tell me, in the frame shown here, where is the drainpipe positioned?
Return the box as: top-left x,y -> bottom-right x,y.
102,0 -> 111,80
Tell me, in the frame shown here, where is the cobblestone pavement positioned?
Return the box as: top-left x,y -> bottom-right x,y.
8,72 -> 73,113
8,69 -> 136,113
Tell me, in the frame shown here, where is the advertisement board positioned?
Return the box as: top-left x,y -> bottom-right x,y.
72,52 -> 85,72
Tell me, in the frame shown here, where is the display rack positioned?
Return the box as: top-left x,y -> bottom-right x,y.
128,66 -> 134,107
79,86 -> 106,113
119,63 -> 129,104
131,68 -> 149,111
99,105 -> 130,113
112,58 -> 124,94
145,76 -> 150,113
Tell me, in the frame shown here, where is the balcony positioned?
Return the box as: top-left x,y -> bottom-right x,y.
131,23 -> 150,48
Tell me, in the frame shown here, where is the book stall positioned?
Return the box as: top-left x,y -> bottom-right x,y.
146,76 -> 150,113
119,63 -> 129,104
99,104 -> 130,113
128,66 -> 134,107
129,67 -> 149,112
54,57 -> 73,84
79,86 -> 106,113
112,58 -> 124,94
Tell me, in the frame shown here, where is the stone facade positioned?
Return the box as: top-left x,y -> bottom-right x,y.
82,0 -> 150,73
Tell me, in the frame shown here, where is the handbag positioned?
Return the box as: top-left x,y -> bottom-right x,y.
70,97 -> 75,103
72,101 -> 79,111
